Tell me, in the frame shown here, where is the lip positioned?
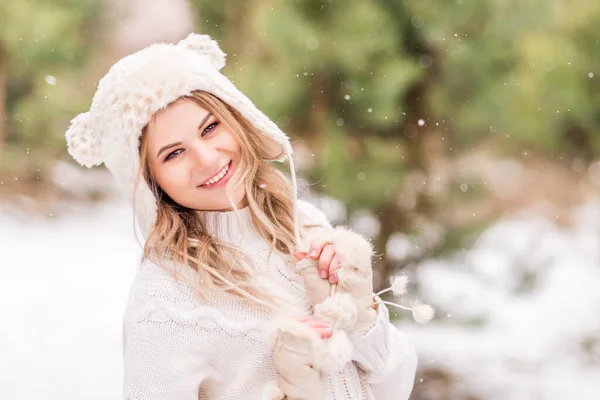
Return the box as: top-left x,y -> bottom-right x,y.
198,160 -> 233,190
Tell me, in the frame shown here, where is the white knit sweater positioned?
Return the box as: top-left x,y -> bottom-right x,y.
122,200 -> 417,399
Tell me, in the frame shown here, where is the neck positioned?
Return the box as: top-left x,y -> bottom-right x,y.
204,195 -> 248,212
198,202 -> 254,243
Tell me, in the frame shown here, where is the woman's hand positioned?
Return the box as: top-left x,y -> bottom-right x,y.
295,315 -> 333,339
293,241 -> 342,284
271,316 -> 330,400
294,227 -> 378,336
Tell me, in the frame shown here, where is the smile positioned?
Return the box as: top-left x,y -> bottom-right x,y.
199,161 -> 232,187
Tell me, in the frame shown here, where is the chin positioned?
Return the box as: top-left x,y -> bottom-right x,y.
195,197 -> 246,212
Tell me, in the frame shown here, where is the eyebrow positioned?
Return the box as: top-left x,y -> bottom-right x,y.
155,113 -> 213,158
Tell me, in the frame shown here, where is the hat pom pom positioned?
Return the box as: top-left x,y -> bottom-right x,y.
65,112 -> 103,168
177,33 -> 226,71
412,300 -> 435,324
390,275 -> 409,297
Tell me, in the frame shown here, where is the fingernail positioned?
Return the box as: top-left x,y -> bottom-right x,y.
329,274 -> 337,283
320,270 -> 327,279
310,249 -> 317,258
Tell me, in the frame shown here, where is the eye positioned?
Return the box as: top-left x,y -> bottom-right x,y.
202,121 -> 219,136
164,148 -> 183,162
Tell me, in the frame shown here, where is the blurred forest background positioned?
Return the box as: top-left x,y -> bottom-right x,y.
1,0 -> 600,399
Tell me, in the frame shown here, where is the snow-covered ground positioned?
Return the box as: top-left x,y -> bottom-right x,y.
1,199 -> 599,399
0,201 -> 141,400
402,204 -> 600,399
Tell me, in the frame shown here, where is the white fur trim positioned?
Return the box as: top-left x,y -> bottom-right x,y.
329,227 -> 373,290
312,330 -> 353,374
314,293 -> 358,330
296,226 -> 373,278
133,178 -> 158,238
177,33 -> 226,71
65,112 -> 102,168
296,226 -> 333,254
262,383 -> 285,400
330,227 -> 373,272
266,315 -> 353,375
64,33 -> 293,237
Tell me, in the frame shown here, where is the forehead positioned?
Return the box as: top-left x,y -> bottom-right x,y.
146,99 -> 210,143
155,99 -> 209,128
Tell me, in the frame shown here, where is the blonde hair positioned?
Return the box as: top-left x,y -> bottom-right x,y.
136,91 -> 298,311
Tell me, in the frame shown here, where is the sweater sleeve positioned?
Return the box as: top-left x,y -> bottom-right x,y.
296,199 -> 335,232
122,297 -> 216,399
350,300 -> 418,400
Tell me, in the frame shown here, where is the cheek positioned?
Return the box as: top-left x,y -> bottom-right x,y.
152,163 -> 188,195
232,143 -> 241,159
222,129 -> 241,154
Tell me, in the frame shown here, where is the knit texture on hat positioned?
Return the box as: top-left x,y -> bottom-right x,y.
65,33 -> 293,237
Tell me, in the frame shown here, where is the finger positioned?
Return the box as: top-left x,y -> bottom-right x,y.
315,327 -> 333,339
302,320 -> 332,332
296,315 -> 323,324
318,245 -> 336,279
329,254 -> 342,275
295,315 -> 311,323
293,251 -> 307,261
328,253 -> 341,283
309,240 -> 329,259
329,272 -> 338,284
302,319 -> 330,329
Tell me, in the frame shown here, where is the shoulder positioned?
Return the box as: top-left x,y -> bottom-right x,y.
296,198 -> 333,230
129,258 -> 199,307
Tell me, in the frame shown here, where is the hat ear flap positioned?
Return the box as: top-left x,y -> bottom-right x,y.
65,112 -> 103,168
133,178 -> 158,238
177,33 -> 226,71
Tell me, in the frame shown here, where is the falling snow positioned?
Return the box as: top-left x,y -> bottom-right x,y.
44,75 -> 57,85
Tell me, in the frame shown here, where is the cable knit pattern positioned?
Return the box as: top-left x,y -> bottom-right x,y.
122,200 -> 417,399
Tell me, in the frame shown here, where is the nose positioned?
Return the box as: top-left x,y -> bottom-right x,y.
189,140 -> 219,172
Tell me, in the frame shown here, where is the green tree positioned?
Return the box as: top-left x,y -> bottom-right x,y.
190,0 -> 430,284
410,0 -> 600,159
0,0 -> 101,168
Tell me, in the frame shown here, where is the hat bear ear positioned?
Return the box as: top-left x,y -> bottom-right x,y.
177,33 -> 227,71
65,112 -> 103,168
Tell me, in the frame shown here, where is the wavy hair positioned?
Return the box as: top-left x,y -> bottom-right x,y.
136,91 -> 299,311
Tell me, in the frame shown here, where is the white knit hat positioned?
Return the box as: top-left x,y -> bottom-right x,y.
65,33 -> 300,240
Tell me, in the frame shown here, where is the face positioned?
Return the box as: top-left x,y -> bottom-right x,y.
144,98 -> 246,211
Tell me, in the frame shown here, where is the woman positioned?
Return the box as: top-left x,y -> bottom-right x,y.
65,33 -> 417,399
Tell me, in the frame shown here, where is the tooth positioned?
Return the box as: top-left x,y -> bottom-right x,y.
202,163 -> 230,186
